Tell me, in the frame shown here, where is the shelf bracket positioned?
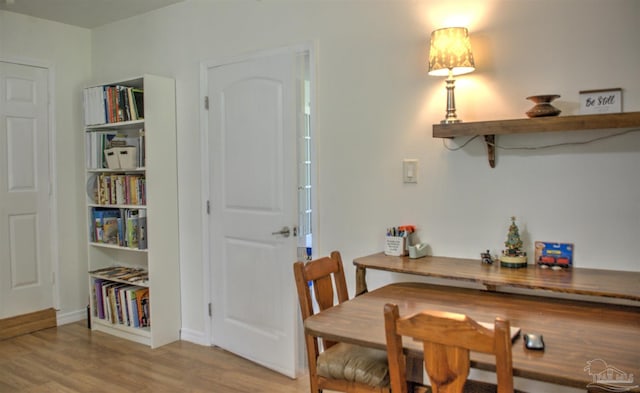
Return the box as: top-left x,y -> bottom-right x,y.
484,135 -> 496,168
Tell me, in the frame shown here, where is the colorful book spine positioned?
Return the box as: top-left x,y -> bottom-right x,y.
94,279 -> 105,319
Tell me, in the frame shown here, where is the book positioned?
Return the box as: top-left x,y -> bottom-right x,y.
132,88 -> 144,119
117,217 -> 124,246
117,285 -> 128,324
128,177 -> 137,205
127,87 -> 137,120
108,283 -> 130,324
138,209 -> 147,250
126,210 -> 139,248
101,281 -> 119,322
94,279 -> 105,319
123,287 -> 137,327
83,86 -> 109,126
138,129 -> 145,167
130,290 -> 140,328
140,293 -> 150,327
97,173 -> 111,204
114,175 -> 125,205
114,285 -> 124,324
117,86 -> 128,122
102,216 -> 119,245
107,284 -> 118,323
135,288 -> 150,327
126,175 -> 145,205
106,86 -> 115,123
92,208 -> 119,243
109,175 -> 117,204
118,285 -> 140,325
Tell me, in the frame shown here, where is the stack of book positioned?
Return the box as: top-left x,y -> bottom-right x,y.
95,173 -> 146,206
89,266 -> 151,328
89,266 -> 149,283
92,208 -> 147,249
83,85 -> 144,126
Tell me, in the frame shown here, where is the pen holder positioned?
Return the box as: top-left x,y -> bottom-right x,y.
385,234 -> 413,256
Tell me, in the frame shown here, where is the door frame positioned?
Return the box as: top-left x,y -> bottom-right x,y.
198,42 -> 318,358
0,57 -> 60,316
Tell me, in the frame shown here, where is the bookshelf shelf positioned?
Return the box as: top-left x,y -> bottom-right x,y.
89,242 -> 149,252
92,317 -> 151,334
84,75 -> 179,348
88,204 -> 147,209
87,168 -> 146,173
91,318 -> 151,346
85,119 -> 145,131
89,274 -> 150,288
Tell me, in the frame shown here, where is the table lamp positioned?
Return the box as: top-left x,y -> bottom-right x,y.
428,27 -> 475,124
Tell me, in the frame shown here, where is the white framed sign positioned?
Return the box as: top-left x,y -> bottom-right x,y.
579,88 -> 622,114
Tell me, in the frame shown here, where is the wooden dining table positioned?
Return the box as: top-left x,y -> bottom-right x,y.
304,281 -> 640,391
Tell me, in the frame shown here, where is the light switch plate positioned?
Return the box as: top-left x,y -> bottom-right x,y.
403,159 -> 418,183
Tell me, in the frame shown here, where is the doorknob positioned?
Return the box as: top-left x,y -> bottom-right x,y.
271,226 -> 291,238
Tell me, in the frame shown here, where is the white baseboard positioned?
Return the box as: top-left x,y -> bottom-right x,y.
56,308 -> 87,326
56,309 -> 211,348
180,327 -> 209,346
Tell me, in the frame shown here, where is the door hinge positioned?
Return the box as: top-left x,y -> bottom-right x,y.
208,302 -> 212,316
206,200 -> 210,214
204,96 -> 209,110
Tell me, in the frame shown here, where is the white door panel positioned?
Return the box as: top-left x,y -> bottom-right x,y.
208,50 -> 301,377
0,61 -> 52,318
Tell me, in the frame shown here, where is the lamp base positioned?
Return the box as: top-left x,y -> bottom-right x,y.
440,118 -> 461,124
441,74 -> 462,124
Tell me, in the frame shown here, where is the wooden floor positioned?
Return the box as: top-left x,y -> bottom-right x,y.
0,321 -> 311,392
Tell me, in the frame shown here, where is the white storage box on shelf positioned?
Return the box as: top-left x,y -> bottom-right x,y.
103,146 -> 138,169
118,146 -> 138,169
104,148 -> 120,169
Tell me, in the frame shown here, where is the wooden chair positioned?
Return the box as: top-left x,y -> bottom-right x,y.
294,251 -> 390,393
384,303 -> 516,393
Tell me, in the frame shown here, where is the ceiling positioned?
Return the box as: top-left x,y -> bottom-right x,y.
0,0 -> 186,28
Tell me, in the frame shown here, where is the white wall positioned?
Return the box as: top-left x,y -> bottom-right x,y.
0,11 -> 92,322
88,0 -> 640,340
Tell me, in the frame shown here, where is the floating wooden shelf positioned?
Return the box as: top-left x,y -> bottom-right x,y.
432,112 -> 640,167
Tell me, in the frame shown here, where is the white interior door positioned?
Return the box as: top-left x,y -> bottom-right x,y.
207,48 -> 304,378
0,61 -> 53,318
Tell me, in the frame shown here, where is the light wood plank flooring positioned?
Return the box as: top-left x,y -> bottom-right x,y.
0,321 -> 311,392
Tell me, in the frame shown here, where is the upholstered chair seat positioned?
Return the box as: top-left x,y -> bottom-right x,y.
317,342 -> 390,388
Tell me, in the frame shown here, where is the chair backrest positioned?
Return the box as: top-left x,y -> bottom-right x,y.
294,251 -> 349,351
384,303 -> 514,393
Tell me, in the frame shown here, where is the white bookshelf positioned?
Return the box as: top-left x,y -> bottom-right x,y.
84,74 -> 180,348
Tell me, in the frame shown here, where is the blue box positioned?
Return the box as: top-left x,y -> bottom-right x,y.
534,241 -> 574,267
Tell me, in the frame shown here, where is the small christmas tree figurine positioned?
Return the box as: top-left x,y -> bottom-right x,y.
500,216 -> 528,268
505,216 -> 523,255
